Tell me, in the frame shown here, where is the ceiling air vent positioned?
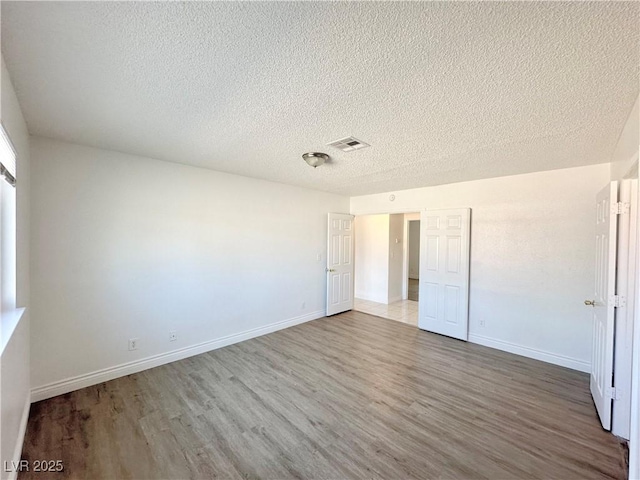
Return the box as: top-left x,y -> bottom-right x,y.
327,136 -> 370,152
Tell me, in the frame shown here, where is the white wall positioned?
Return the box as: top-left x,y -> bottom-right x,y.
354,214 -> 389,303
351,164 -> 611,372
610,95 -> 639,182
29,136 -> 348,398
387,214 -> 404,303
0,57 -> 31,480
408,220 -> 420,279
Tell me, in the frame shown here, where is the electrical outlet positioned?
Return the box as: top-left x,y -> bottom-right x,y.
128,338 -> 139,351
169,331 -> 177,342
479,319 -> 485,327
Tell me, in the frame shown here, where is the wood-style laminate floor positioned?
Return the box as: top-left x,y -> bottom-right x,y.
20,311 -> 626,480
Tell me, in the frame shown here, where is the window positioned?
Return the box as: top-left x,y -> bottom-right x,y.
0,123 -> 18,352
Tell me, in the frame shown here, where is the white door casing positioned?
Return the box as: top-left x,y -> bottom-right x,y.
326,213 -> 355,316
590,181 -> 618,431
612,179 -> 636,439
418,208 -> 471,340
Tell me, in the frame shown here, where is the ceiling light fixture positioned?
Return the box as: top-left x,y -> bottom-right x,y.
302,152 -> 329,168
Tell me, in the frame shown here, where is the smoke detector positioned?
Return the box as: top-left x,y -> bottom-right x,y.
327,136 -> 370,152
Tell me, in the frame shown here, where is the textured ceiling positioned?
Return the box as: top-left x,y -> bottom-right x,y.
2,1 -> 638,196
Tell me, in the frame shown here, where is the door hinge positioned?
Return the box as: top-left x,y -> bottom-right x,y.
606,387 -> 622,401
612,202 -> 630,215
610,295 -> 626,308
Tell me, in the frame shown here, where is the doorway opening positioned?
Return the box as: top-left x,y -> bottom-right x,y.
407,219 -> 420,302
353,212 -> 420,326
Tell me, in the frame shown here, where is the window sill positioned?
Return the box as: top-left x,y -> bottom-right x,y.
1,307 -> 26,355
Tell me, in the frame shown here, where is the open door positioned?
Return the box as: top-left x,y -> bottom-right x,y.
418,208 -> 471,340
589,181 -> 619,430
326,213 -> 354,316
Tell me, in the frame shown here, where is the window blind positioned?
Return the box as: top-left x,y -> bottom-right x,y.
0,124 -> 16,186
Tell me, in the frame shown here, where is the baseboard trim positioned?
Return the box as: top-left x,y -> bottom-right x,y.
7,395 -> 31,480
31,310 -> 324,402
468,334 -> 591,373
387,295 -> 403,304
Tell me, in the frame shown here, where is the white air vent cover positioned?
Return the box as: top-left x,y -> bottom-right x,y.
327,136 -> 370,152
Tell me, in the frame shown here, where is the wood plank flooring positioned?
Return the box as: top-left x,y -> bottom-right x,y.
19,311 -> 626,479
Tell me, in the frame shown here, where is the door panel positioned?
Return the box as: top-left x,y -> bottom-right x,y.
342,272 -> 352,301
590,182 -> 618,430
426,236 -> 439,270
444,285 -> 460,324
327,213 -> 355,316
447,237 -> 461,272
418,208 -> 471,340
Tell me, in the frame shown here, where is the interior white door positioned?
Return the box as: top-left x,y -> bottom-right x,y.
418,208 -> 471,340
590,181 -> 619,431
326,213 -> 355,316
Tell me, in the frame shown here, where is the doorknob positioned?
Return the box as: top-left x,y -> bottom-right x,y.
584,300 -> 596,306
326,268 -> 335,273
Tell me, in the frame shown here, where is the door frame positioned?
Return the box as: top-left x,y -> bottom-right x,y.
402,213 -> 420,300
628,160 -> 640,479
612,179 -> 638,439
631,246 -> 640,479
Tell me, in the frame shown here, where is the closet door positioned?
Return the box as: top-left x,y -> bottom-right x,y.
418,209 -> 471,341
